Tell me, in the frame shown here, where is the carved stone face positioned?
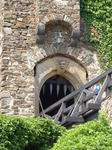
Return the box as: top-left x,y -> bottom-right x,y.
55,58 -> 70,74
59,61 -> 66,70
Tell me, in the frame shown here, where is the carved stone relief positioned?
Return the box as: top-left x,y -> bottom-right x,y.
55,57 -> 70,74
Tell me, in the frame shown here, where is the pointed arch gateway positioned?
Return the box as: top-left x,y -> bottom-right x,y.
34,54 -> 88,116
40,75 -> 75,116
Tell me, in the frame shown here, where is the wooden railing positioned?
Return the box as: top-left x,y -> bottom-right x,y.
39,68 -> 112,126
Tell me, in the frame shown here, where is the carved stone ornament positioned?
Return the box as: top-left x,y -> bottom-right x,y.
55,57 -> 70,74
35,25 -> 45,44
70,29 -> 80,47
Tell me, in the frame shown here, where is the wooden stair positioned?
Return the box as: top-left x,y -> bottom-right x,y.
39,68 -> 112,128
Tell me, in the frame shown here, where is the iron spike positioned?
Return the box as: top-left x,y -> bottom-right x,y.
50,83 -> 53,95
64,80 -> 67,96
71,86 -> 74,92
43,85 -> 45,95
57,78 -> 60,97
57,84 -> 60,97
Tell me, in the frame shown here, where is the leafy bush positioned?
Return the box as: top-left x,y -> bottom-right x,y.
52,114 -> 112,150
81,0 -> 112,71
24,117 -> 65,150
0,115 -> 65,150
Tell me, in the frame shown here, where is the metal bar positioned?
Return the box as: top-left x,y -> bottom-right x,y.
46,80 -> 71,85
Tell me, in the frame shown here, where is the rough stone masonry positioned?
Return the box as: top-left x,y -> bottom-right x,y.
0,0 -> 101,116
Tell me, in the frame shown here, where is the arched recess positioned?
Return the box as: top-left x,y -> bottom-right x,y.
44,20 -> 71,46
43,14 -> 73,29
40,75 -> 75,116
34,54 -> 88,115
45,19 -> 72,30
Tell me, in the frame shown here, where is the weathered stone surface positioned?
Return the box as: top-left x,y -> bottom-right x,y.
0,0 -> 108,118
16,22 -> 27,28
0,0 -> 3,102
4,28 -> 12,34
101,96 -> 112,126
0,0 -> 36,115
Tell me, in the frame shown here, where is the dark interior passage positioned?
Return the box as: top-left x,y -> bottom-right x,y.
40,75 -> 75,116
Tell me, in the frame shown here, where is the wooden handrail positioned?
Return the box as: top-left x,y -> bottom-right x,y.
39,68 -> 112,115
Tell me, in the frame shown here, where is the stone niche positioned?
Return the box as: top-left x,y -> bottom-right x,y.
45,23 -> 70,45
44,21 -> 71,54
36,0 -> 80,46
36,20 -> 81,54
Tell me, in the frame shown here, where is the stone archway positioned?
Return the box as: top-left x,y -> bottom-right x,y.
39,75 -> 75,116
34,54 -> 88,115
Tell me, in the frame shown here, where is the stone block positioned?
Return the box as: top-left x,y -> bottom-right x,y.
36,25 -> 45,35
70,38 -> 79,47
35,25 -> 45,44
36,35 -> 45,44
0,91 -> 10,99
4,28 -> 12,34
16,21 -> 27,28
71,29 -> 80,38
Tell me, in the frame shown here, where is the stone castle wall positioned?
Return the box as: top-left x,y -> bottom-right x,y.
0,0 -> 37,115
0,0 -> 100,115
0,0 -> 4,111
38,0 -> 80,29
0,0 -> 3,85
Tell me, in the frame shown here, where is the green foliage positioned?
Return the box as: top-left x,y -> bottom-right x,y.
81,0 -> 112,71
0,114 -> 111,150
0,115 -> 65,150
52,113 -> 112,150
24,117 -> 65,150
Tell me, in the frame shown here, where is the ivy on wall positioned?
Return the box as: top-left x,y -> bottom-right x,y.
81,0 -> 112,71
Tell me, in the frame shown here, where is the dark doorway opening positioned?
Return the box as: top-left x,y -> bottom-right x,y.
40,75 -> 75,116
